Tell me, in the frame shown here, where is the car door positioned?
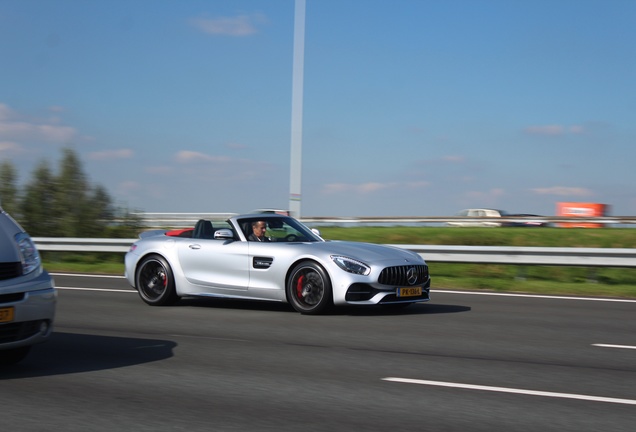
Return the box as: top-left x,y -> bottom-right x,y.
178,237 -> 250,292
245,240 -> 297,300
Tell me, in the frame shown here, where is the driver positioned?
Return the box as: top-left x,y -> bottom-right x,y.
248,221 -> 270,242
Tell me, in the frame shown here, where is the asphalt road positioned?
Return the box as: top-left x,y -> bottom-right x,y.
2,274 -> 635,431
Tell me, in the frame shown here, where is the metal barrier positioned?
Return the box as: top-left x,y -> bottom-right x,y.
130,214 -> 636,228
32,238 -> 636,268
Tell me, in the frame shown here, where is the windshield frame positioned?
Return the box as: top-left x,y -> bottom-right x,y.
232,215 -> 323,243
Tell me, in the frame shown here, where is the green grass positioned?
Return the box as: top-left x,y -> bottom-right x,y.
43,252 -> 125,275
316,226 -> 636,248
42,227 -> 636,298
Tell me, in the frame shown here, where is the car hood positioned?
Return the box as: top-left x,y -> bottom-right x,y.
310,240 -> 423,264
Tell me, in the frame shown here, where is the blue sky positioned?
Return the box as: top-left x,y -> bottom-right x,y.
1,0 -> 634,217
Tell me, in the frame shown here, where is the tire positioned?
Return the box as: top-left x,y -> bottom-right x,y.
0,346 -> 31,365
136,255 -> 179,306
286,261 -> 332,314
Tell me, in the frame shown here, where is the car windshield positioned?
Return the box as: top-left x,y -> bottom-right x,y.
237,216 -> 322,243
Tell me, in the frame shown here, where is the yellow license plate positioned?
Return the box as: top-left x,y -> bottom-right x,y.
0,307 -> 14,323
397,287 -> 422,297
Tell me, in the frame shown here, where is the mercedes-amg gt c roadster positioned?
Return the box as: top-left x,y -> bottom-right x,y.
125,213 -> 430,314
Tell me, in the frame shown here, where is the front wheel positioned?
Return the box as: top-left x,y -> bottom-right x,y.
136,255 -> 179,306
286,261 -> 332,314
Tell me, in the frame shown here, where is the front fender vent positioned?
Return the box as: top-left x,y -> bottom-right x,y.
253,257 -> 273,269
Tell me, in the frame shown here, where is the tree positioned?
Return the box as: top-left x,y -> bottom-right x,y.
0,161 -> 19,215
18,147 -> 139,237
52,148 -> 89,237
78,184 -> 115,237
20,161 -> 57,236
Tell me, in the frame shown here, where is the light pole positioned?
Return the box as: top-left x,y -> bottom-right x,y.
289,0 -> 305,218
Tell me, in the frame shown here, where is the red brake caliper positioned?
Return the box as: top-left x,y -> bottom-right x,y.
296,275 -> 305,299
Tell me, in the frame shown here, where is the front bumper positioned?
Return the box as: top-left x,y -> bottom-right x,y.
0,270 -> 57,350
344,277 -> 431,305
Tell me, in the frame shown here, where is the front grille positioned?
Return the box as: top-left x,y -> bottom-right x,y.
0,320 -> 42,344
0,262 -> 22,281
378,264 -> 429,286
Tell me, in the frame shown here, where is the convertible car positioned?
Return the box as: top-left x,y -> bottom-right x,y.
124,214 -> 430,314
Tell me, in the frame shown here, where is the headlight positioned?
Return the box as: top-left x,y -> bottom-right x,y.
15,232 -> 42,275
331,255 -> 370,275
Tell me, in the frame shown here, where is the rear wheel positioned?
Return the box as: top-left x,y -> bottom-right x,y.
136,255 -> 179,306
286,261 -> 332,314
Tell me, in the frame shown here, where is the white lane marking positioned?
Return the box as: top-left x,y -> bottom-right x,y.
382,378 -> 636,406
51,273 -> 126,279
56,286 -> 136,293
51,274 -> 636,303
433,290 -> 636,303
593,344 -> 636,350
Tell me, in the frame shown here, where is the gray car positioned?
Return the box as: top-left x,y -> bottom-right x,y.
0,207 -> 56,364
125,214 -> 430,314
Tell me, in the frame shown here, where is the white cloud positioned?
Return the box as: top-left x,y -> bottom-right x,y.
117,181 -> 140,192
88,149 -> 134,160
171,150 -> 274,183
0,141 -> 21,154
321,181 -> 430,195
0,103 -> 77,143
190,14 -> 265,36
523,125 -> 564,136
0,104 -> 13,120
322,182 -> 392,194
523,124 -> 586,137
441,155 -> 465,163
531,186 -> 592,197
176,150 -> 231,164
35,124 -> 76,142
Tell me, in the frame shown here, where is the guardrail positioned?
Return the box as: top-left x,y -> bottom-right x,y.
130,214 -> 636,228
301,216 -> 636,226
32,238 -> 636,268
34,238 -> 134,253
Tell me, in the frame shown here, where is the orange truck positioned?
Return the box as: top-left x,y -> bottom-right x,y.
556,202 -> 609,228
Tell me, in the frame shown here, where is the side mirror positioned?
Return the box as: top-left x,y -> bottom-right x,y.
214,229 -> 234,240
311,228 -> 321,237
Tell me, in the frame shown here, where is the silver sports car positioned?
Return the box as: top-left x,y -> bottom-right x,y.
124,214 -> 430,314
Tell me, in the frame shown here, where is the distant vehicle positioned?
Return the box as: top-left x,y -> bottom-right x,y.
447,209 -> 506,227
501,214 -> 550,228
0,207 -> 56,365
125,213 -> 430,314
